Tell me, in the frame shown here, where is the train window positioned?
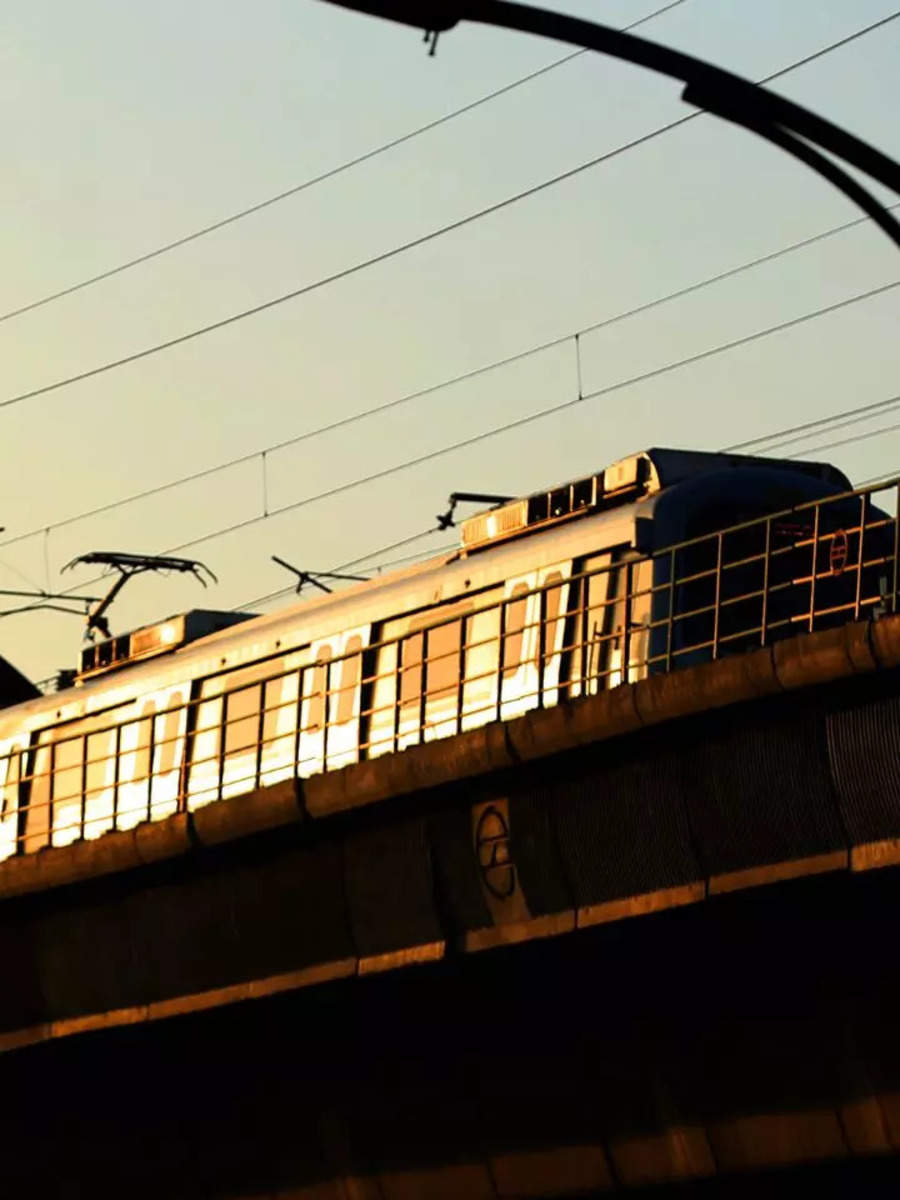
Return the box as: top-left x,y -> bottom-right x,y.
84,727 -> 117,840
336,636 -> 363,726
222,683 -> 262,799
24,743 -> 52,854
150,687 -> 188,820
306,649 -> 331,735
260,670 -> 300,787
398,632 -> 423,749
224,684 -> 260,756
502,585 -> 529,679
327,634 -> 365,770
544,573 -> 563,631
568,554 -> 617,695
427,620 -> 461,702
116,713 -> 152,829
51,734 -> 83,847
187,697 -> 222,810
400,632 -> 423,707
366,641 -> 397,759
0,745 -> 22,862
540,571 -> 567,700
500,564 -> 572,717
299,629 -> 369,775
462,607 -> 500,730
424,619 -> 461,740
299,653 -> 329,779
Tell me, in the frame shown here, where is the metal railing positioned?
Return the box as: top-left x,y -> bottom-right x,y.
1,476 -> 897,860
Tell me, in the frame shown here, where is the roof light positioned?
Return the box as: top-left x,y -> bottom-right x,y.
76,610 -> 255,682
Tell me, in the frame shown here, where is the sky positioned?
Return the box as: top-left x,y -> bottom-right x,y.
1,0 -> 899,683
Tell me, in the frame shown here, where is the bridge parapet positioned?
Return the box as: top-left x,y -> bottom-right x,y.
1,614 -> 900,1053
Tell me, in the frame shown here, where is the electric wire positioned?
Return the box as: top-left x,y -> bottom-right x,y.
13,272 -> 900,615
733,394 -> 900,457
128,276 -> 900,562
242,398 -> 900,612
2,12 -> 895,416
237,394 -> 900,612
4,198 -> 897,554
786,418 -> 900,460
0,0 -> 686,329
0,113 -> 695,413
5,19 -> 900,620
725,389 -> 900,452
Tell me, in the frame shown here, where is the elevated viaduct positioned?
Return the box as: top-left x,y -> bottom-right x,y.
3,616 -> 900,1197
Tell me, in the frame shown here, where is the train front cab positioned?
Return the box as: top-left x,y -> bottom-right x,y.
646,469 -> 893,673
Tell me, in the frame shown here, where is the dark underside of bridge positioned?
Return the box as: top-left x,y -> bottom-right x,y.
6,874 -> 900,1198
5,623 -> 900,1196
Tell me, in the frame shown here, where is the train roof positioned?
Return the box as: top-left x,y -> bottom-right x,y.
0,447 -> 854,726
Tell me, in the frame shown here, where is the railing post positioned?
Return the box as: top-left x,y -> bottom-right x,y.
217,699 -> 226,802
809,504 -> 821,632
418,631 -> 428,744
712,532 -> 724,660
112,724 -> 121,828
537,587 -> 547,706
622,560 -> 633,684
392,652 -> 401,753
457,617 -> 467,734
48,742 -> 56,849
255,685 -> 266,790
854,494 -> 865,621
146,715 -> 156,823
79,734 -> 87,842
760,517 -> 772,645
666,547 -> 676,671
497,601 -> 506,719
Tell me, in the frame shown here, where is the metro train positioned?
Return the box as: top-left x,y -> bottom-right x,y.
0,447 -> 890,862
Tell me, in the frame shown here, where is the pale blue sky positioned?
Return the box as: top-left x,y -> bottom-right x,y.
1,0 -> 899,681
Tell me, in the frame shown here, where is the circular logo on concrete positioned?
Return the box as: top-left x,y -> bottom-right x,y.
475,804 -> 516,899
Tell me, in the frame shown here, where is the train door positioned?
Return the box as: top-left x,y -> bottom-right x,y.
565,548 -> 647,694
83,719 -> 118,840
147,684 -> 189,820
187,656 -> 302,809
500,562 -> 571,720
365,594 -> 499,756
537,565 -> 571,706
298,626 -> 369,777
116,702 -> 155,828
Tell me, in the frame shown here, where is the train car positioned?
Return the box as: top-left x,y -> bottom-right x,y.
0,447 -> 890,862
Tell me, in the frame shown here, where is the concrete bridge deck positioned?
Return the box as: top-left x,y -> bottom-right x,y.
3,616 -> 900,1195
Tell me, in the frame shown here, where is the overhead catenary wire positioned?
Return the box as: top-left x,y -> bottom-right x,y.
2,12 -> 896,418
728,394 -> 900,457
725,390 -> 900,452
786,418 -> 900,460
0,0 -> 686,329
238,407 -> 900,613
153,276 -> 899,554
4,197 -> 897,555
14,273 -> 900,614
0,117 -> 696,414
236,402 -> 900,613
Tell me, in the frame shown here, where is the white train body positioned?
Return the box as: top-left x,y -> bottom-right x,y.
0,449 -> 855,859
